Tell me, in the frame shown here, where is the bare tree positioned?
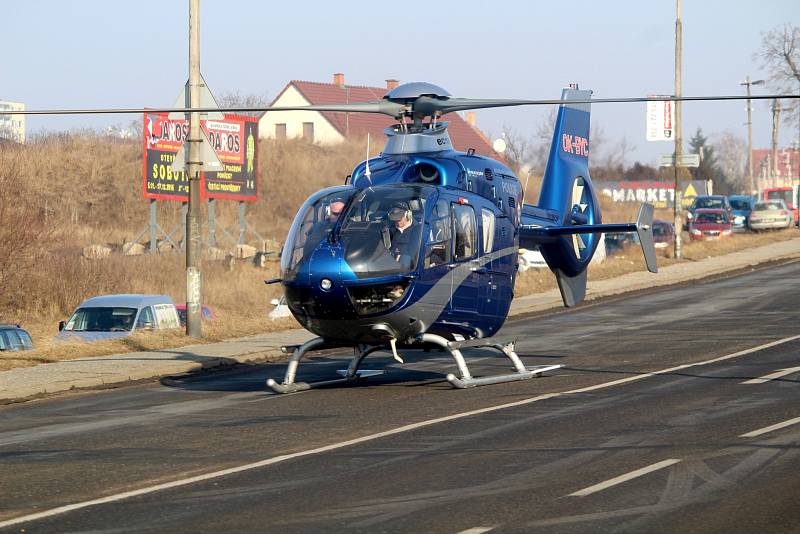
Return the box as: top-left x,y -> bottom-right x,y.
216,90 -> 271,116
0,157 -> 53,310
713,130 -> 748,192
756,24 -> 800,129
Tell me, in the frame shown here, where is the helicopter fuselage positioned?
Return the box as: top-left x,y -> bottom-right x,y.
280,125 -> 527,345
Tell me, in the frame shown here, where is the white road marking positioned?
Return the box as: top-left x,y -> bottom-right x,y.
1,334 -> 798,529
741,366 -> 800,384
739,416 -> 800,438
457,527 -> 495,534
568,459 -> 682,497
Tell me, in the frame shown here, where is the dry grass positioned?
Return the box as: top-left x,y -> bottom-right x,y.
1,133 -> 797,372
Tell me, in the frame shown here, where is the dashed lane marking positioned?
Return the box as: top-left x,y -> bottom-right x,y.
740,416 -> 800,438
741,366 -> 800,384
568,459 -> 682,497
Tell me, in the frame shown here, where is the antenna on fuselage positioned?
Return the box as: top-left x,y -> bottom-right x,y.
364,132 -> 372,184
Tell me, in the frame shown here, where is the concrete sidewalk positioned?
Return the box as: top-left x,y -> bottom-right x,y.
2,237 -> 800,403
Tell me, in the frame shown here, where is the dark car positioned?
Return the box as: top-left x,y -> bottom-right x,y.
175,305 -> 217,327
0,324 -> 34,351
688,208 -> 732,241
728,195 -> 754,232
686,195 -> 732,226
605,231 -> 640,256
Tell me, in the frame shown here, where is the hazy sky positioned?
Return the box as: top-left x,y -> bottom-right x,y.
3,0 -> 798,165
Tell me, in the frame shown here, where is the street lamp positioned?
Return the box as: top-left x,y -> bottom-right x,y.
740,76 -> 765,194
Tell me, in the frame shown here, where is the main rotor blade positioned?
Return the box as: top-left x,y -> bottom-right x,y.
265,101 -> 406,117
6,93 -> 797,116
414,94 -> 800,116
8,100 -> 407,117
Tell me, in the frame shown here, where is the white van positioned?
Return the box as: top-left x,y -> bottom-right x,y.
56,294 -> 181,342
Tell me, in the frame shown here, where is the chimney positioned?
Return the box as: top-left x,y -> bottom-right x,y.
333,73 -> 345,87
386,79 -> 400,90
465,112 -> 477,127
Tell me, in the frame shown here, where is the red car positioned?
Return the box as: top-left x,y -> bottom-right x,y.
175,304 -> 217,326
688,209 -> 732,241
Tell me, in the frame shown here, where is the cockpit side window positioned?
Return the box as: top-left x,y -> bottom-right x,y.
452,203 -> 477,261
424,199 -> 452,268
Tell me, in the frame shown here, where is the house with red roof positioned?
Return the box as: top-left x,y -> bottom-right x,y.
259,73 -> 502,159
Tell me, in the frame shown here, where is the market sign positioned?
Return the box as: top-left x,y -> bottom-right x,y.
646,96 -> 674,142
596,180 -> 709,209
142,112 -> 259,202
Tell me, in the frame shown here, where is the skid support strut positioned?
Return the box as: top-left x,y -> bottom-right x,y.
266,337 -> 386,394
419,333 -> 562,389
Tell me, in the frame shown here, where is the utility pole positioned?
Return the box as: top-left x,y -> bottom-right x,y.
771,98 -> 781,186
740,76 -> 765,194
673,0 -> 683,259
186,0 -> 203,338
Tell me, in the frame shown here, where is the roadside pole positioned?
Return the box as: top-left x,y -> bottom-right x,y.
673,0 -> 683,259
186,0 -> 202,338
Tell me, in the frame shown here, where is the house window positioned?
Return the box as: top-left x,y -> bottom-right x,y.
302,122 -> 314,142
275,123 -> 287,140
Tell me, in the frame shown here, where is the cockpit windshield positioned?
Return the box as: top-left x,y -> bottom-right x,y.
339,185 -> 432,279
281,186 -> 357,277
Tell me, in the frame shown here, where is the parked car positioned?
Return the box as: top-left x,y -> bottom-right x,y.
748,200 -> 793,231
652,220 -> 675,250
269,295 -> 292,321
55,294 -> 181,342
0,324 -> 34,351
175,304 -> 217,327
517,248 -> 547,271
605,231 -> 640,256
686,195 -> 732,226
728,195 -> 754,232
688,208 -> 732,241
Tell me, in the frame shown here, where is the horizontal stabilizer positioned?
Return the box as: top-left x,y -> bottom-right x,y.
555,268 -> 587,307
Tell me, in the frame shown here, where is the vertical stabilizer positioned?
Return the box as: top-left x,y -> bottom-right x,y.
537,87 -> 593,214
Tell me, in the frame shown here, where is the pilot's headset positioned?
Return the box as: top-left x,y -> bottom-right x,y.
388,201 -> 412,223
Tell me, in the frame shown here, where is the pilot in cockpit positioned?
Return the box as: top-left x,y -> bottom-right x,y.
387,201 -> 421,265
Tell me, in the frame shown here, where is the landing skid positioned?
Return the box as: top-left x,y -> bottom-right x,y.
420,333 -> 563,389
266,338 -> 386,394
265,334 -> 562,394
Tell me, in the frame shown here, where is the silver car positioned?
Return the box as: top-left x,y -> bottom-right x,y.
56,294 -> 181,342
748,200 -> 793,231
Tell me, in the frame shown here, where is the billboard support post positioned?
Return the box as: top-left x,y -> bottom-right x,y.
239,202 -> 246,245
150,200 -> 158,254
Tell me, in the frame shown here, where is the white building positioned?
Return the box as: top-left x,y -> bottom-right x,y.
0,100 -> 25,143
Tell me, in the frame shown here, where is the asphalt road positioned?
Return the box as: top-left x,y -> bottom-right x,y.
1,261 -> 799,533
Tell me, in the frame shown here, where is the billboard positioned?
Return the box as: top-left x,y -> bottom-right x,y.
646,96 -> 674,142
143,112 -> 258,201
596,180 -> 709,209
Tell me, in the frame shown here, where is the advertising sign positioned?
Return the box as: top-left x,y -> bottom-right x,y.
143,112 -> 258,202
596,180 -> 709,209
646,96 -> 675,142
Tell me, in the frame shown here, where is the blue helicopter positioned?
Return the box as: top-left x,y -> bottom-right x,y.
264,82 -> 657,392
